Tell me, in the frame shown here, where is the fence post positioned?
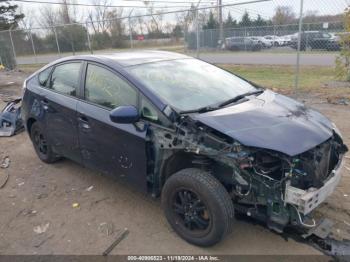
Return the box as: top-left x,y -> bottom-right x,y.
244,27 -> 247,51
9,28 -> 17,68
86,22 -> 93,54
294,0 -> 304,96
128,9 -> 134,49
53,27 -> 61,57
28,28 -> 37,64
196,9 -> 200,58
129,17 -> 133,49
306,23 -> 309,47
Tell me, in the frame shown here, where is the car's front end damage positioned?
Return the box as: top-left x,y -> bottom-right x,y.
147,91 -> 348,235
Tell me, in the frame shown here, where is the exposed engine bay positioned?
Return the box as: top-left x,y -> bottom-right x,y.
147,114 -> 348,234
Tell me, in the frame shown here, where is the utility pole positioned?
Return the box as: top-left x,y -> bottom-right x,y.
196,0 -> 202,58
9,24 -> 17,68
218,0 -> 223,43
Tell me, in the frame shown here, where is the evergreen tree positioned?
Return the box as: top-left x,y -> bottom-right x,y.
239,11 -> 252,27
254,14 -> 267,27
172,24 -> 183,40
0,0 -> 24,30
203,11 -> 219,30
224,12 -> 237,29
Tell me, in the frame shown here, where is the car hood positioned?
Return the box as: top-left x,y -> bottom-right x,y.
191,90 -> 333,156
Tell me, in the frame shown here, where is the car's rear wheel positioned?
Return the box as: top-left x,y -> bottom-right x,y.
161,168 -> 234,246
30,122 -> 60,163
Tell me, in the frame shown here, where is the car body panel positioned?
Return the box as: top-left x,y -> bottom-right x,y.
21,52 -> 347,236
192,90 -> 333,156
40,87 -> 82,163
76,100 -> 149,192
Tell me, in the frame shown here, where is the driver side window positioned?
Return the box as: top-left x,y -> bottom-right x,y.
85,64 -> 138,109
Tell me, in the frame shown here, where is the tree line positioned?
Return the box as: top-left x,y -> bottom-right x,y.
0,0 -> 346,69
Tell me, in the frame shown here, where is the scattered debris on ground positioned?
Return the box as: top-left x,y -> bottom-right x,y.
102,228 -> 129,256
98,222 -> 115,236
0,155 -> 10,169
33,234 -> 55,248
0,172 -> 9,189
33,223 -> 50,234
0,155 -> 10,189
86,186 -> 94,192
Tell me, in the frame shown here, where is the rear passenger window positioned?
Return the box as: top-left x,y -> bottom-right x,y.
50,63 -> 81,96
85,64 -> 138,109
38,67 -> 52,86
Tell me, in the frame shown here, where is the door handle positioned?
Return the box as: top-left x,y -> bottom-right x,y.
41,99 -> 49,110
78,116 -> 90,130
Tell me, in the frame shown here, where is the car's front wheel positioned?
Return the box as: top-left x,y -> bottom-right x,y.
30,122 -> 61,163
161,168 -> 234,246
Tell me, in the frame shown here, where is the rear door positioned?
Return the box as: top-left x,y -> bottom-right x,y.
77,63 -> 148,192
42,61 -> 83,163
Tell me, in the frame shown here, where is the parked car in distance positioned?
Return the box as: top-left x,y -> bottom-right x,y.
249,36 -> 273,48
225,36 -> 263,51
279,34 -> 294,46
22,51 -> 347,247
263,35 -> 285,46
291,31 -> 340,51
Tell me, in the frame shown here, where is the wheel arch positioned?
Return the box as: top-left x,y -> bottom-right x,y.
160,151 -> 195,187
159,151 -> 227,188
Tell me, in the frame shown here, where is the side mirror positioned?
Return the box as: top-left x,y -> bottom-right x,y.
110,105 -> 140,124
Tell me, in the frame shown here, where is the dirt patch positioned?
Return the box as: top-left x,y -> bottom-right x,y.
0,70 -> 349,255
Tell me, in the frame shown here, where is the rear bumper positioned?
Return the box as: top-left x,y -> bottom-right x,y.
284,156 -> 344,215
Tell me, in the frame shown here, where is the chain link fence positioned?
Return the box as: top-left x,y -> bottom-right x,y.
0,0 -> 348,93
186,21 -> 343,52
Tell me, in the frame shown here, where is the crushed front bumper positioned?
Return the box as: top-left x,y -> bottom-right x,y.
0,98 -> 24,137
284,157 -> 344,215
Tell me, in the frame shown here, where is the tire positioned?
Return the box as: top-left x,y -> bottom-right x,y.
30,122 -> 61,163
161,168 -> 234,246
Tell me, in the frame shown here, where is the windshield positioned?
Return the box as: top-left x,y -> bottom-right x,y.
127,59 -> 257,112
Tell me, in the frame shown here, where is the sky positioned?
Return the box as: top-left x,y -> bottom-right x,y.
12,0 -> 350,27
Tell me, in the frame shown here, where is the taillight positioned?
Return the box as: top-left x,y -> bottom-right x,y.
22,79 -> 27,90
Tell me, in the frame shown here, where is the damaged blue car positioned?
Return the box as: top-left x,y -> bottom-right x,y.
21,51 -> 348,246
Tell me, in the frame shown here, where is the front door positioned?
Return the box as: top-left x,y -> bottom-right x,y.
77,63 -> 148,192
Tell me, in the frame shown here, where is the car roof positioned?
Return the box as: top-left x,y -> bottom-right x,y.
56,50 -> 190,68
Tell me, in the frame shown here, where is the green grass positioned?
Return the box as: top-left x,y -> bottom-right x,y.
219,64 -> 334,90
220,64 -> 350,100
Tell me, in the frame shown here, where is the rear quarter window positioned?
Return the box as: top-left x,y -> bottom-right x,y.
49,62 -> 81,96
38,67 -> 52,87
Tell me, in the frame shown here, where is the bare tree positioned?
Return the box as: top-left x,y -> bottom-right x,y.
105,8 -> 125,47
136,14 -> 145,35
37,5 -> 59,28
57,0 -> 79,24
88,0 -> 110,34
143,2 -> 164,37
272,6 -> 295,25
19,6 -> 36,29
175,4 -> 196,33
